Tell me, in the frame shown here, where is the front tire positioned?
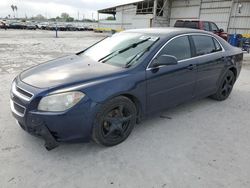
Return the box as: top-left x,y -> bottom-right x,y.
92,96 -> 137,146
210,70 -> 235,101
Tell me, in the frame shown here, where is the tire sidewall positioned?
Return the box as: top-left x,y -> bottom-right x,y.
92,96 -> 137,146
216,70 -> 236,100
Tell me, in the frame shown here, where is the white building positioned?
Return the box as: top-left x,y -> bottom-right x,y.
97,0 -> 250,34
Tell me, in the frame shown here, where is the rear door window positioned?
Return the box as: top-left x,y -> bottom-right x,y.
210,22 -> 219,32
204,22 -> 210,31
213,38 -> 222,52
158,36 -> 191,61
192,35 -> 217,56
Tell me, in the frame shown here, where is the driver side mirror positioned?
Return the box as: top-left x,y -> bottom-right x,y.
219,28 -> 224,32
152,54 -> 178,68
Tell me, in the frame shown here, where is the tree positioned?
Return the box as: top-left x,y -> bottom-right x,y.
48,18 -> 56,21
33,14 -> 46,20
61,12 -> 70,19
10,5 -> 18,18
82,18 -> 94,22
66,17 -> 74,22
106,16 -> 115,20
14,5 -> 18,18
11,5 -> 15,17
59,12 -> 74,22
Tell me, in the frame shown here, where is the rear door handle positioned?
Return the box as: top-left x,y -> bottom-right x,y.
187,64 -> 196,70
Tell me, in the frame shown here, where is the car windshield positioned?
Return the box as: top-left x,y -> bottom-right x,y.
79,32 -> 159,68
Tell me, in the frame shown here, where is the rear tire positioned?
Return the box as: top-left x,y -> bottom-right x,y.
92,96 -> 137,146
210,70 -> 235,101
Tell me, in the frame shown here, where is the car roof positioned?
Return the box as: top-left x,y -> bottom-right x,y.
123,27 -> 233,50
124,27 -> 214,39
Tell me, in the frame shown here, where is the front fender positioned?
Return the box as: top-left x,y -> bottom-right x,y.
83,70 -> 147,115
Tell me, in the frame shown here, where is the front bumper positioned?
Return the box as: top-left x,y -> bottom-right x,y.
10,78 -> 99,150
16,118 -> 59,150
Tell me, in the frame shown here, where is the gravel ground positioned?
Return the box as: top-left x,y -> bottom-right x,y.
0,30 -> 250,188
0,30 -> 106,74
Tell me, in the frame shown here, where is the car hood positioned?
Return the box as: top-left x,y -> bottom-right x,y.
20,55 -> 123,88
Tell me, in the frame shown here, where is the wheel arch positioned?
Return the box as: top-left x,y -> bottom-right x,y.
120,94 -> 143,123
229,66 -> 237,78
94,92 -> 142,124
216,65 -> 237,89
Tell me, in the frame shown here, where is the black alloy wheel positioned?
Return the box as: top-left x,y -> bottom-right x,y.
92,96 -> 137,146
211,70 -> 235,101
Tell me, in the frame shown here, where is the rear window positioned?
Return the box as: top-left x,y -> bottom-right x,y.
213,38 -> 222,52
192,35 -> 218,56
174,20 -> 199,29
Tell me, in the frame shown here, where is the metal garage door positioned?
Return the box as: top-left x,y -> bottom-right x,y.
170,0 -> 201,26
228,0 -> 250,34
199,0 -> 232,31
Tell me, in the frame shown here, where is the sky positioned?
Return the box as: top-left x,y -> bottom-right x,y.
0,0 -> 139,19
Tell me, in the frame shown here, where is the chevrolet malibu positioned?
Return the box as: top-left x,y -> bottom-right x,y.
10,28 -> 243,150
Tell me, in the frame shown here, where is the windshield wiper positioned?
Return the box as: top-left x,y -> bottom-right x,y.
98,37 -> 151,63
125,37 -> 159,68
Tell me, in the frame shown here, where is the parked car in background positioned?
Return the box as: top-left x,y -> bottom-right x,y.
174,20 -> 228,41
9,22 -> 27,29
5,20 -> 94,32
37,22 -> 49,30
242,38 -> 250,53
57,24 -> 67,31
10,28 -> 243,150
65,24 -> 77,31
76,25 -> 87,31
26,23 -> 37,30
45,23 -> 56,30
85,26 -> 94,31
0,21 -> 7,29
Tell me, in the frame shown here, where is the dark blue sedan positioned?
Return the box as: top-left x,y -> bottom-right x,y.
10,28 -> 243,150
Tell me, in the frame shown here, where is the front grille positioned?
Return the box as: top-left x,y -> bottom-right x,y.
16,86 -> 33,98
14,102 -> 25,114
10,100 -> 26,117
12,82 -> 34,101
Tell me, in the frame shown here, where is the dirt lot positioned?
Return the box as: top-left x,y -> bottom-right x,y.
0,30 -> 250,188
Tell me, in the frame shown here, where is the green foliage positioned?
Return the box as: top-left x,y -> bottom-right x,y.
57,12 -> 74,22
82,18 -> 94,22
33,14 -> 46,20
61,12 -> 70,19
106,16 -> 115,20
48,18 -> 56,21
66,17 -> 74,22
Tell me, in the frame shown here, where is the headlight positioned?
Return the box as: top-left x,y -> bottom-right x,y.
38,91 -> 85,112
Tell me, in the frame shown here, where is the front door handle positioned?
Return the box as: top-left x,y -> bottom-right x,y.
187,64 -> 196,70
